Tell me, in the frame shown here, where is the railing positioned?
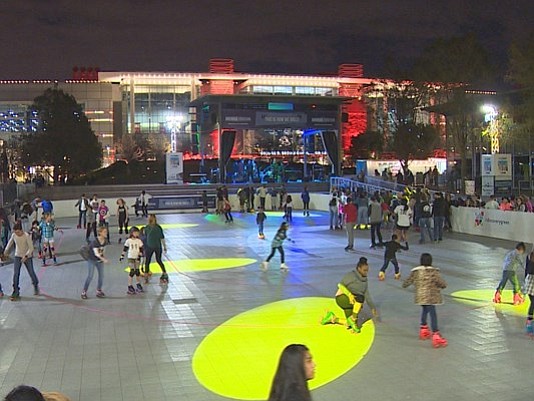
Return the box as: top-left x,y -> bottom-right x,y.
330,175 -> 440,198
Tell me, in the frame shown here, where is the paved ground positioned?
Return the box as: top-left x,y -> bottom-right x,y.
0,211 -> 531,401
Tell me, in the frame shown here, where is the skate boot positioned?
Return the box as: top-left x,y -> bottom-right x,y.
0,290 -> 3,297
160,273 -> 169,284
10,293 -> 20,301
419,325 -> 431,340
33,285 -> 40,296
432,332 -> 448,348
280,263 -> 289,271
492,290 -> 502,303
81,291 -> 88,300
513,292 -> 525,306
526,320 -> 534,337
136,283 -> 144,293
378,271 -> 385,281
258,233 -> 265,239
96,290 -> 106,298
347,315 -> 361,334
127,285 -> 136,295
394,273 -> 401,280
53,256 -> 57,264
260,261 -> 269,271
144,271 -> 152,283
320,311 -> 337,325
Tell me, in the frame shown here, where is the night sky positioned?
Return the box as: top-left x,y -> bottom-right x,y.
1,0 -> 532,79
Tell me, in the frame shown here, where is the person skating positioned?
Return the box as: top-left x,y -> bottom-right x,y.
368,196 -> 384,249
39,213 -> 61,265
418,195 -> 433,244
81,226 -> 108,299
402,253 -> 448,348
119,227 -> 144,295
342,197 -> 357,252
261,222 -> 291,271
223,197 -> 233,223
524,250 -> 534,336
378,234 -> 409,280
97,200 -> 111,242
116,198 -> 129,243
85,204 -> 97,242
301,186 -> 310,217
320,257 -> 378,333
493,242 -> 526,305
2,222 -> 40,301
256,207 -> 267,239
144,214 -> 169,284
74,193 -> 89,229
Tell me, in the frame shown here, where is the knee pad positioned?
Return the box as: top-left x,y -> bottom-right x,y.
354,294 -> 365,304
134,269 -> 141,277
129,269 -> 135,277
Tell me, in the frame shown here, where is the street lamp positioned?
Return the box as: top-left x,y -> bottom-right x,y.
481,104 -> 499,154
166,115 -> 184,153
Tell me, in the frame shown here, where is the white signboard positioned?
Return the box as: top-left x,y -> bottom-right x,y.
481,154 -> 494,176
452,207 -> 533,243
495,154 -> 512,179
465,180 -> 475,195
481,175 -> 495,197
165,152 -> 183,184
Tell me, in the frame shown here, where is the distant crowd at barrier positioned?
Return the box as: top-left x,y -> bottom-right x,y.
452,193 -> 534,212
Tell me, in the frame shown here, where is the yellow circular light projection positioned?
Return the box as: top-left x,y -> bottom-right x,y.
265,211 -> 320,218
451,289 -> 529,316
193,297 -> 375,400
124,258 -> 257,274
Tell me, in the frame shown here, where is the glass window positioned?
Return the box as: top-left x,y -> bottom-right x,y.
273,86 -> 292,95
295,86 -> 315,95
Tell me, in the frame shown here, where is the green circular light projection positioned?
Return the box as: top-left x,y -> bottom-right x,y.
451,289 -> 529,316
193,297 -> 375,400
124,258 -> 257,274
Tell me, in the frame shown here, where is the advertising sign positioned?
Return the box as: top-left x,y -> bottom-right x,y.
481,175 -> 495,197
465,180 -> 476,195
165,152 -> 184,184
495,154 -> 512,179
481,154 -> 494,176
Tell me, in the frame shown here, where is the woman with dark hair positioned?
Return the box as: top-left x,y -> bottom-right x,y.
4,385 -> 45,401
394,198 -> 412,242
321,257 -> 378,333
268,344 -> 315,401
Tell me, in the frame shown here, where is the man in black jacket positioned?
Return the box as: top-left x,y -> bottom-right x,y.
432,192 -> 447,242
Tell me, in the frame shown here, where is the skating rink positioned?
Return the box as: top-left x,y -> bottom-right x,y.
0,210 -> 531,401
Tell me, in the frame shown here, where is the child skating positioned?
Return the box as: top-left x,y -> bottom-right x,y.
524,249 -> 534,337
261,222 -> 291,271
320,257 -> 378,333
39,213 -> 61,265
2,222 -> 40,301
256,207 -> 267,239
493,242 -> 526,305
116,198 -> 129,244
81,226 -> 108,299
402,253 -> 448,348
119,227 -> 144,295
379,234 -> 409,280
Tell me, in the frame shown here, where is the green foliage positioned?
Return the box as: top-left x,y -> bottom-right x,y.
391,122 -> 440,172
507,31 -> 534,136
21,88 -> 102,180
349,130 -> 383,159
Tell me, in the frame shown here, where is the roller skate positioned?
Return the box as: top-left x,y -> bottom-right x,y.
144,271 -> 152,284
280,263 -> 289,271
320,311 -> 337,325
260,261 -> 269,271
513,292 -> 525,306
347,315 -> 361,334
127,285 -> 136,295
419,325 -> 431,340
492,290 -> 502,303
378,271 -> 385,281
258,233 -> 265,239
96,290 -> 106,298
81,291 -> 88,300
526,320 -> 534,337
432,332 -> 448,348
160,273 -> 169,284
33,285 -> 40,296
136,283 -> 144,293
394,273 -> 401,280
10,293 -> 20,302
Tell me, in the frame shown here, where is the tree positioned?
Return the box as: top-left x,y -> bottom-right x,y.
369,81 -> 440,173
411,34 -> 495,189
507,31 -> 534,141
349,130 -> 384,159
21,88 -> 102,182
